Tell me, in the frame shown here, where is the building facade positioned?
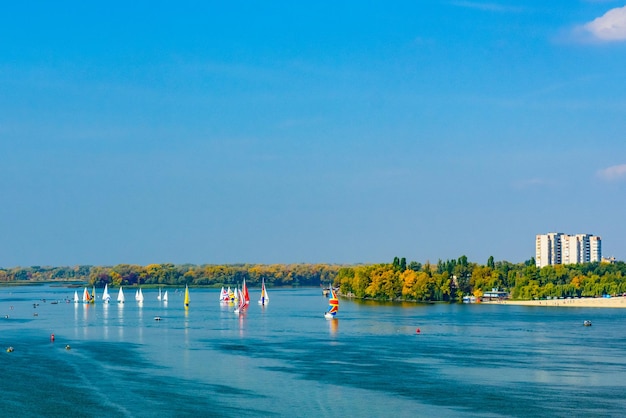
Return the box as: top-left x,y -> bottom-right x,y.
535,233 -> 601,267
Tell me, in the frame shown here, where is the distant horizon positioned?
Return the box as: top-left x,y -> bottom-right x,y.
1,2 -> 625,267
8,253 -> 626,270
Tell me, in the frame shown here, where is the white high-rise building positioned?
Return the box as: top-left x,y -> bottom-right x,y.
535,233 -> 601,267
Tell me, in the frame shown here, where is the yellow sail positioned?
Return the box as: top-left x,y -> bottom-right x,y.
184,285 -> 190,308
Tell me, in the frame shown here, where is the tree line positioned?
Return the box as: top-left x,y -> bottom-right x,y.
0,263 -> 339,288
2,257 -> 625,301
334,256 -> 626,301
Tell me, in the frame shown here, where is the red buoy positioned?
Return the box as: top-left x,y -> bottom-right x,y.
416,328 -> 421,334
50,333 -> 55,342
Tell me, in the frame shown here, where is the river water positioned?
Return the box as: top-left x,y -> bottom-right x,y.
1,285 -> 625,417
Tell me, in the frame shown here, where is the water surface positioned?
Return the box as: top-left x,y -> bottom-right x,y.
1,285 -> 625,417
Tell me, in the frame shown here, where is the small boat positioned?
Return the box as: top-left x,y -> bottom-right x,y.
91,286 -> 96,304
258,278 -> 269,305
462,295 -> 477,304
184,285 -> 190,308
137,288 -> 144,303
102,284 -> 111,303
73,291 -> 79,303
157,288 -> 162,301
242,279 -> 250,305
117,287 -> 125,303
324,286 -> 339,319
163,290 -> 168,303
219,286 -> 230,302
154,316 -> 162,321
583,320 -> 592,326
234,288 -> 246,314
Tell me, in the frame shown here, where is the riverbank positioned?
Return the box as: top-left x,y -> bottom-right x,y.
486,296 -> 626,308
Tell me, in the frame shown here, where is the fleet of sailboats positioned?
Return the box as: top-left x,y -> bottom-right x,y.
67,282 -> 340,320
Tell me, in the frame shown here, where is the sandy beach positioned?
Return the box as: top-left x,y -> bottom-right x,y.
487,296 -> 626,308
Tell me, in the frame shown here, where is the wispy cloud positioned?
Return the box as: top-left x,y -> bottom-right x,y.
597,164 -> 626,181
581,5 -> 626,42
450,1 -> 524,12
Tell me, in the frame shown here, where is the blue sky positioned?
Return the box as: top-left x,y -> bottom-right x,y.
1,1 -> 626,267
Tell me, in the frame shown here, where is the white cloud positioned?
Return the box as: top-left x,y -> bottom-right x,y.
584,6 -> 626,41
597,164 -> 626,181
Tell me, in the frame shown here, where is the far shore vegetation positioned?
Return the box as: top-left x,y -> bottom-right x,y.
1,256 -> 626,302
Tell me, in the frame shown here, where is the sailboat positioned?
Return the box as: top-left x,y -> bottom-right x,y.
184,285 -> 190,307
137,288 -> 144,303
258,278 -> 269,305
135,289 -> 139,301
157,288 -> 162,301
242,278 -> 250,305
234,288 -> 246,314
219,286 -> 229,302
102,284 -> 111,303
163,290 -> 168,303
324,286 -> 339,319
73,290 -> 79,303
82,287 -> 90,303
117,287 -> 125,303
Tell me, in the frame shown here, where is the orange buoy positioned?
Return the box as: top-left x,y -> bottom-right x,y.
50,333 -> 55,342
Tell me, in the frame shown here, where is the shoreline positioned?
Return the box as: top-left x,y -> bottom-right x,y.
485,296 -> 626,308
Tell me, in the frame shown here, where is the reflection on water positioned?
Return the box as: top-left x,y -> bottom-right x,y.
117,301 -> 124,339
102,302 -> 109,340
2,285 -> 626,417
328,318 -> 338,335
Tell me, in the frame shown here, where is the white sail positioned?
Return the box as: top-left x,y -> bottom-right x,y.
117,287 -> 125,303
135,289 -> 139,301
234,288 -> 246,314
157,288 -> 162,301
73,291 -> 79,303
83,287 -> 90,303
163,290 -> 168,302
102,284 -> 111,303
138,288 -> 144,303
